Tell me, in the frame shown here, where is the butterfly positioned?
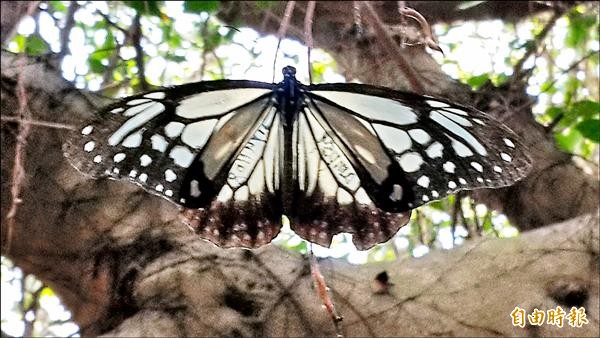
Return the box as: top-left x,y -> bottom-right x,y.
64,66 -> 531,250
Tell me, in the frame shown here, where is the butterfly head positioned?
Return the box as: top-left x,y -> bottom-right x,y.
282,65 -> 297,78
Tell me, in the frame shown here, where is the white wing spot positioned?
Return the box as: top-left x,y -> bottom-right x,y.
422,195 -> 430,202
314,91 -> 418,125
129,169 -> 138,178
374,125 -> 412,153
140,154 -> 152,167
110,107 -> 124,114
84,141 -> 95,152
443,161 -> 456,173
81,125 -> 93,135
112,167 -> 120,174
155,184 -> 164,192
431,190 -> 439,198
337,189 -> 354,205
443,107 -> 469,116
448,181 -> 457,189
500,152 -> 512,162
408,129 -> 431,145
389,184 -> 403,201
477,177 -> 484,183
417,175 -> 430,188
451,138 -> 474,157
190,180 -> 201,197
165,189 -> 173,197
122,131 -> 143,148
165,169 -> 177,182
151,134 -> 168,152
398,152 -> 423,173
124,101 -> 156,117
113,153 -> 126,163
139,173 -> 148,182
503,138 -> 515,148
93,155 -> 102,163
164,122 -> 185,138
425,142 -> 443,159
169,146 -> 195,168
494,165 -> 503,173
459,177 -> 467,185
176,88 -> 269,118
470,161 -> 484,172
426,100 -> 449,108
473,118 -> 486,125
144,92 -> 166,99
126,98 -> 151,106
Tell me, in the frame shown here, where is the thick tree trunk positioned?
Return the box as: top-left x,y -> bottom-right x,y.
1,1 -> 599,337
1,49 -> 599,338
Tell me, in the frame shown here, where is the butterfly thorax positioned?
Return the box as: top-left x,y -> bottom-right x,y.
276,66 -> 303,126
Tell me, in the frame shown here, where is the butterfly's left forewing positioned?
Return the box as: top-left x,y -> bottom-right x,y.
65,81 -> 286,247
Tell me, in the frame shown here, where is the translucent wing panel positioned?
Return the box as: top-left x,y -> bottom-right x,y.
182,111 -> 285,248
308,85 -> 531,210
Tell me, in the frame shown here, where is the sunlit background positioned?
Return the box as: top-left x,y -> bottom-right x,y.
2,1 -> 598,336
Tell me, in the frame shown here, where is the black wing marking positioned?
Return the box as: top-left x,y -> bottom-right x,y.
306,83 -> 531,211
288,100 -> 411,250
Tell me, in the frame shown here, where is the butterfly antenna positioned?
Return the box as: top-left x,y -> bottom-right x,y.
272,1 -> 296,83
303,1 -> 316,84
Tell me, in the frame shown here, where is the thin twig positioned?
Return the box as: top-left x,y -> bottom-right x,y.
1,116 -> 76,130
303,1 -> 316,83
541,50 -> 597,94
362,3 -> 425,94
131,13 -> 149,91
95,10 -> 128,34
272,1 -> 296,82
58,2 -> 79,59
210,50 -> 225,78
4,53 -> 33,254
512,8 -> 565,80
450,192 -> 463,247
309,251 -> 344,337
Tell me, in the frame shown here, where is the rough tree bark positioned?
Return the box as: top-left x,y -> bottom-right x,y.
1,1 -> 599,337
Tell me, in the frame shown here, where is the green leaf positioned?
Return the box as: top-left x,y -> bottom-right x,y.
25,35 -> 49,55
575,119 -> 600,143
466,74 -> 489,89
571,100 -> 600,119
566,11 -> 597,48
183,1 -> 220,13
48,1 -> 67,12
88,57 -> 106,73
124,1 -> 162,16
554,128 -> 583,152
